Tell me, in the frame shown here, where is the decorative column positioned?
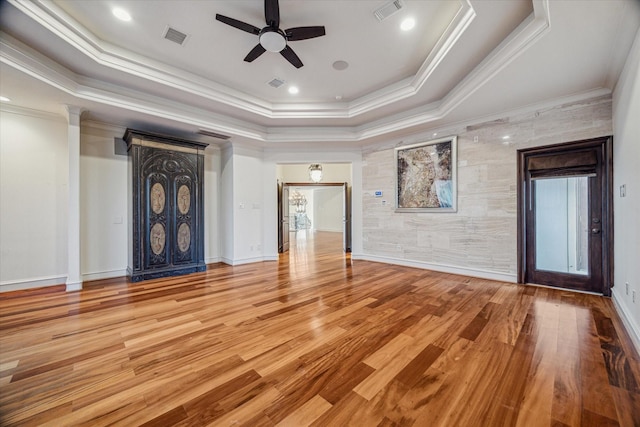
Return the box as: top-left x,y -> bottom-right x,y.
65,106 -> 83,291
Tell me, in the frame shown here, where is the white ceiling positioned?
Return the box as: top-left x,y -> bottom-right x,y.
0,0 -> 639,147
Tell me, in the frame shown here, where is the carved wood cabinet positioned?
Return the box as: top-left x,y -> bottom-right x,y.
124,129 -> 208,282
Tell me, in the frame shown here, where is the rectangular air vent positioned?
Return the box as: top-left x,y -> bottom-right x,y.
267,78 -> 285,88
373,0 -> 404,22
163,26 -> 189,46
197,129 -> 230,140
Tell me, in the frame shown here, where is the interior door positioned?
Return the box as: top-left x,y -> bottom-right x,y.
518,137 -> 612,295
343,183 -> 352,252
278,183 -> 290,253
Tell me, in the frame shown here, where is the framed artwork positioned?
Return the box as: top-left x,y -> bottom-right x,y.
395,135 -> 457,212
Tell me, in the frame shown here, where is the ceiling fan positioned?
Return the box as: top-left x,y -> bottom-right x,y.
215,0 -> 326,68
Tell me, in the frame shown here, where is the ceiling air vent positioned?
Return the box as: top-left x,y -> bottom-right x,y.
197,129 -> 230,140
267,78 -> 285,88
163,26 -> 189,46
373,0 -> 404,22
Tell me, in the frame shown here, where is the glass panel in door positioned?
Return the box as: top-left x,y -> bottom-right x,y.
534,176 -> 589,275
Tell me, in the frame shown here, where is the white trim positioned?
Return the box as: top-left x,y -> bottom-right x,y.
362,89 -> 611,154
352,254 -> 517,283
0,275 -> 67,293
80,119 -> 126,135
81,269 -> 127,282
612,290 -> 640,356
220,256 -> 278,266
0,0 -> 551,141
65,280 -> 82,292
205,257 -> 221,265
0,103 -> 65,121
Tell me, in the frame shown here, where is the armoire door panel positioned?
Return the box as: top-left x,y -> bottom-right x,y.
145,173 -> 170,269
173,174 -> 195,264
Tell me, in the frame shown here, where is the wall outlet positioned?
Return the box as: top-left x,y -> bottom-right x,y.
633,290 -> 636,304
626,282 -> 629,295
620,184 -> 626,197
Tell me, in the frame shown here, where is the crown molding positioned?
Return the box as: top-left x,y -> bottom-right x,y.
0,102 -> 66,121
7,0 -> 549,121
1,0 -> 554,144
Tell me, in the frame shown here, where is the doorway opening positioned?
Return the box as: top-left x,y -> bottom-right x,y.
517,136 -> 613,295
278,182 -> 351,256
276,163 -> 352,258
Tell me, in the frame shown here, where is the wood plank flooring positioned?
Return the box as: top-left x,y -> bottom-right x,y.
1,231 -> 638,426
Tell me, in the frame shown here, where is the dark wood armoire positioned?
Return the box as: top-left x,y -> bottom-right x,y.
124,129 -> 208,282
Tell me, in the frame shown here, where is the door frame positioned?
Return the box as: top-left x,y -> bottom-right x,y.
278,182 -> 352,253
517,136 -> 613,295
277,182 -> 290,253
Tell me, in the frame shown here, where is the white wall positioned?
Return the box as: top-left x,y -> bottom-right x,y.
314,187 -> 344,232
203,145 -> 222,265
80,124 -> 128,280
612,27 -> 640,350
361,95 -> 613,282
221,144 -> 266,264
0,107 -> 69,291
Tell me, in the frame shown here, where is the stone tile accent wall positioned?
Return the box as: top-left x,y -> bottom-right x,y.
361,95 -> 612,280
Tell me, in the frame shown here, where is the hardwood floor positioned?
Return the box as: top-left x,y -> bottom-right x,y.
1,231 -> 638,426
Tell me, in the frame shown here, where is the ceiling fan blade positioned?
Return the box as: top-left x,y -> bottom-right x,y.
244,44 -> 267,62
215,14 -> 260,35
265,0 -> 280,28
285,26 -> 326,41
280,45 -> 303,68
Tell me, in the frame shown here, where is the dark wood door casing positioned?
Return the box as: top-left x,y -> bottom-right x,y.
278,182 -> 290,253
517,136 -> 613,295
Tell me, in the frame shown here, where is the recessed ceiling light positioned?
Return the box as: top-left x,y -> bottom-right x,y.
0,96 -> 11,102
432,133 -> 438,137
400,17 -> 415,31
112,7 -> 132,22
332,60 -> 349,71
335,95 -> 343,101
288,86 -> 299,95
502,135 -> 510,139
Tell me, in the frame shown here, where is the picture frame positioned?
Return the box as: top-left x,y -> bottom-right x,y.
395,135 -> 457,212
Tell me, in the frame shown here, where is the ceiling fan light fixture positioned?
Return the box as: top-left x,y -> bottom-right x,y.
260,30 -> 287,52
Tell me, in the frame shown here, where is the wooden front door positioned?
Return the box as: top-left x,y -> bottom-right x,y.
518,136 -> 612,295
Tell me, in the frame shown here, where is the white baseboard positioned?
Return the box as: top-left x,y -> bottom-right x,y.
612,290 -> 640,356
0,275 -> 67,293
82,269 -> 127,282
220,255 -> 278,266
352,253 -> 517,283
205,257 -> 221,265
65,280 -> 83,292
